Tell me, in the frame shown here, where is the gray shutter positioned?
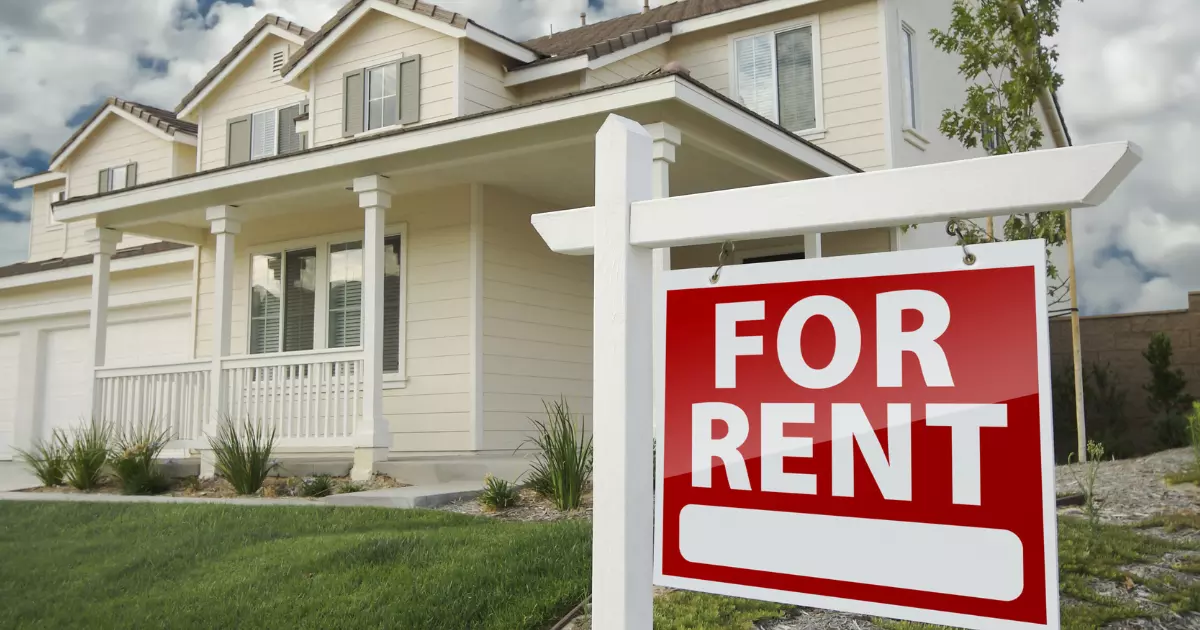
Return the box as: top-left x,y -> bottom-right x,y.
343,69 -> 365,137
277,104 -> 303,155
98,169 -> 110,194
227,115 -> 252,166
125,162 -> 138,187
399,55 -> 421,125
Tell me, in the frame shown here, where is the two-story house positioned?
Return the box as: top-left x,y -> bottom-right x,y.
1,0 -> 1069,481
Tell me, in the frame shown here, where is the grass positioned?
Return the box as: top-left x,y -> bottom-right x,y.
653,591 -> 790,629
0,502 -> 590,630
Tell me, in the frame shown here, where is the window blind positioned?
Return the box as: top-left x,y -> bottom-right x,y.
735,34 -> 777,124
328,241 -> 364,349
383,235 -> 402,373
250,253 -> 283,354
283,248 -> 317,353
250,110 -> 277,160
776,26 -> 817,132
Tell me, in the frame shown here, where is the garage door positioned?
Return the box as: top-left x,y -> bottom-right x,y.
0,335 -> 18,459
39,316 -> 190,442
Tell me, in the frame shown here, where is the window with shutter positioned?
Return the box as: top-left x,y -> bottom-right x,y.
109,165 -> 129,192
227,115 -> 252,165
250,109 -> 278,160
366,63 -> 399,131
733,23 -> 821,134
343,69 -> 365,137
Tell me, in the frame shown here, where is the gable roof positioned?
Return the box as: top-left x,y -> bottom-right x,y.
280,0 -> 539,77
174,14 -> 314,114
521,0 -> 766,61
50,97 -> 198,166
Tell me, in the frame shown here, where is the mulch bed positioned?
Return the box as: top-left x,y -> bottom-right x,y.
20,474 -> 407,499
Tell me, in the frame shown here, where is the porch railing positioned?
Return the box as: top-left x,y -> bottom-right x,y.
94,360 -> 212,443
220,349 -> 363,442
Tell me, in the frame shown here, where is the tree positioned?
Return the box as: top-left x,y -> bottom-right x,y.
931,0 -> 1076,305
1143,332 -> 1191,417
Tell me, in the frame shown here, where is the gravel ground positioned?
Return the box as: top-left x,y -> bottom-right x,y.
1057,447 -> 1200,526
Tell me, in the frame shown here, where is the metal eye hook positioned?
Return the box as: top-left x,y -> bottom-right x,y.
946,219 -> 978,266
709,240 -> 735,284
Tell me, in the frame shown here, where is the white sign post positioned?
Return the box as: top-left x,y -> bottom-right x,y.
532,114 -> 1140,629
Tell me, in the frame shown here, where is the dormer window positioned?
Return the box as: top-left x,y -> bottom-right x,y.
342,55 -> 421,137
98,163 -> 137,193
366,63 -> 400,131
250,110 -> 279,160
227,102 -> 308,166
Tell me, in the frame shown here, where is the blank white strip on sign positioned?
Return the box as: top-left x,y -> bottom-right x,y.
678,505 -> 1024,601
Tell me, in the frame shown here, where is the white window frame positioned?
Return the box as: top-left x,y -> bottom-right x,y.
107,165 -> 130,192
900,21 -> 920,132
250,109 -> 280,160
727,16 -> 825,138
46,188 -> 66,228
364,61 -> 400,133
243,223 -> 409,384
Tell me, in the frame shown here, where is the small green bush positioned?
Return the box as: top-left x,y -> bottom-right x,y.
298,475 -> 335,498
1144,332 -> 1192,419
111,421 -> 171,495
14,431 -> 67,487
338,481 -> 366,494
522,397 -> 593,511
1188,401 -> 1200,469
208,418 -> 277,495
479,474 -> 519,511
61,420 -> 113,491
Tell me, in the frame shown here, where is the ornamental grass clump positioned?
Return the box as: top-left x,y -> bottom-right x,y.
61,420 -> 113,491
522,397 -> 593,511
14,431 -> 67,487
479,474 -> 519,511
111,420 -> 172,495
298,475 -> 335,498
208,417 -> 278,495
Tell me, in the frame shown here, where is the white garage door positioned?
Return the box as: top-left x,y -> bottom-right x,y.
0,335 -> 19,459
40,315 -> 190,442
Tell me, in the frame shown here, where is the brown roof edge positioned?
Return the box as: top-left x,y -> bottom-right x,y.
50,98 -> 198,165
175,14 -> 315,114
0,242 -> 192,281
57,70 -> 859,209
280,0 -> 540,77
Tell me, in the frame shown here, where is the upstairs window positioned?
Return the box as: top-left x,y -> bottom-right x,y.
342,55 -> 421,137
98,163 -> 137,193
227,102 -> 308,166
733,23 -> 821,134
901,22 -> 919,131
250,110 -> 279,160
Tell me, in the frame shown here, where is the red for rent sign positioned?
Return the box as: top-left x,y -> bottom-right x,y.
653,241 -> 1059,630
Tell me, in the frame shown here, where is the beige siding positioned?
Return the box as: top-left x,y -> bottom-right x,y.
668,0 -> 886,170
311,10 -> 459,146
64,116 -> 174,198
26,184 -> 66,262
193,186 -> 473,453
197,35 -> 307,171
0,263 -> 193,322
461,41 -> 518,115
516,73 -> 584,103
480,186 -> 593,452
581,48 -> 668,89
172,143 -> 197,178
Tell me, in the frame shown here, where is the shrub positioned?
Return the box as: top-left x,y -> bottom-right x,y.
208,418 -> 278,495
1052,362 -> 1134,462
339,481 -> 367,494
522,397 -> 593,511
111,420 -> 172,495
479,474 -> 519,511
1188,402 -> 1200,470
298,475 -> 335,498
14,431 -> 67,487
1144,332 -> 1192,418
60,420 -> 113,491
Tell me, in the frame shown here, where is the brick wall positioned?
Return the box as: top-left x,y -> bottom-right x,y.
1049,291 -> 1200,431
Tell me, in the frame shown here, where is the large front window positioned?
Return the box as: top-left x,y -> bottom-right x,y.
249,232 -> 405,374
733,24 -> 820,134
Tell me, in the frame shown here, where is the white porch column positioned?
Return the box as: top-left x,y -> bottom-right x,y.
592,117 -> 655,628
645,123 -> 681,272
351,175 -> 394,480
804,232 -> 823,258
201,206 -> 240,478
85,227 -> 121,420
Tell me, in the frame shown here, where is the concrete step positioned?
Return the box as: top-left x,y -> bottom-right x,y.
376,456 -> 532,485
322,481 -> 484,509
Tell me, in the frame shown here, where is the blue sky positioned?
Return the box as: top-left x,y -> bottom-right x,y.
0,0 -> 1195,316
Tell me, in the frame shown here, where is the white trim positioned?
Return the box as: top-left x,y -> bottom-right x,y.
877,0 -> 898,169
468,184 -> 484,451
177,25 -> 307,119
12,172 -> 66,189
57,76 -> 857,222
504,33 -> 673,88
45,188 -> 67,229
672,0 -> 823,35
195,111 -> 205,172
532,140 -> 1142,255
0,246 -> 195,291
242,223 -> 409,378
465,23 -> 538,64
653,240 -> 1060,630
49,106 -> 196,171
727,16 -> 825,137
283,1 -> 538,86
899,20 -> 921,134
504,56 -> 588,87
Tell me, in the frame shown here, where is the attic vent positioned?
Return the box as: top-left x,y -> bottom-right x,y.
271,48 -> 287,73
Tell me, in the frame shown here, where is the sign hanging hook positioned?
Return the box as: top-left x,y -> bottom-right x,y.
710,240 -> 735,284
946,219 -> 978,266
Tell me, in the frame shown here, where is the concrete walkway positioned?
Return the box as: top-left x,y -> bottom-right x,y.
0,462 -> 38,492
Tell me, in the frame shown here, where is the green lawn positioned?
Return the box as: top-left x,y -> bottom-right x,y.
0,502 -> 590,630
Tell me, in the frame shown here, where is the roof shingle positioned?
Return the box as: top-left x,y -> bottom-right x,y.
51,98 -> 198,164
